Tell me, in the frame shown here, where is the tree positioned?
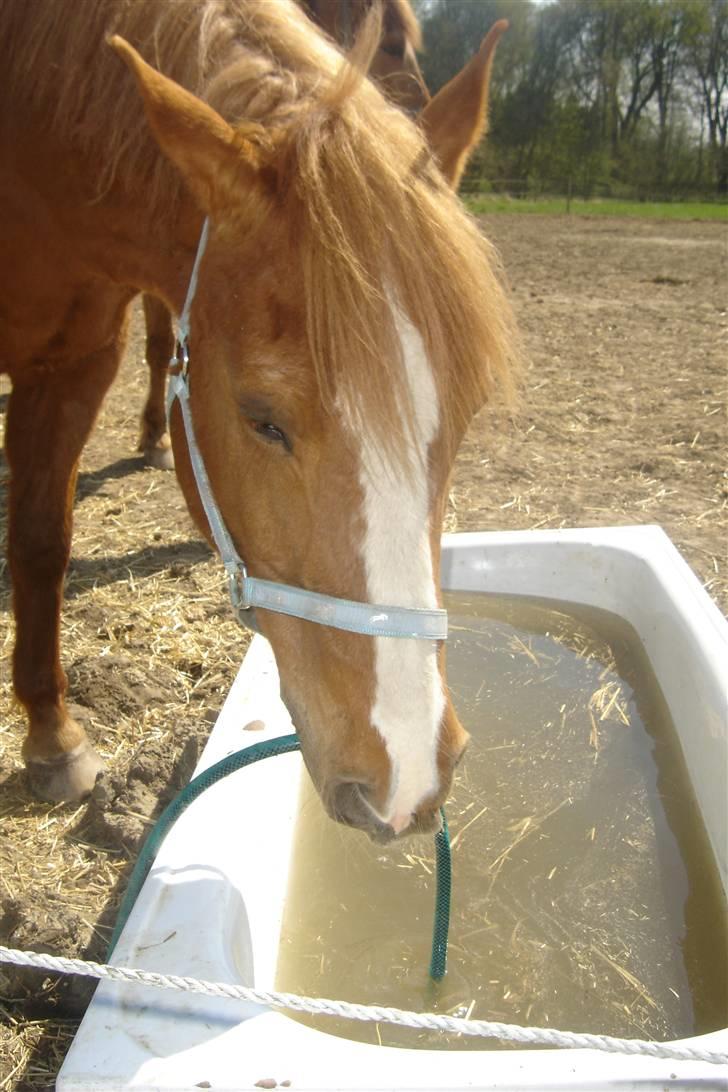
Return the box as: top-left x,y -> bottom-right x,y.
415,0 -> 526,95
686,0 -> 728,193
414,0 -> 726,199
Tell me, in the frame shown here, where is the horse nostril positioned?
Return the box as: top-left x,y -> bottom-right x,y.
328,779 -> 378,830
328,779 -> 401,843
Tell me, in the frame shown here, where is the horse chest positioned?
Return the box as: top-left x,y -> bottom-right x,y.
0,236 -> 132,379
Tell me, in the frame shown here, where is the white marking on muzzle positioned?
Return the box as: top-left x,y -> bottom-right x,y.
357,301 -> 445,830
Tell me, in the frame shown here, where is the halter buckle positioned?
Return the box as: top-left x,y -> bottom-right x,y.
228,564 -> 251,615
170,336 -> 190,378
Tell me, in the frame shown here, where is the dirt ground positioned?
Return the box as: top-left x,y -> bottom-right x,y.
0,213 -> 726,1089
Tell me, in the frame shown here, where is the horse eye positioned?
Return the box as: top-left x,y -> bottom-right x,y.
380,34 -> 405,59
251,420 -> 291,452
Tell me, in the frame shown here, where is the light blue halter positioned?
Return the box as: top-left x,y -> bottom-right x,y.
166,218 -> 448,642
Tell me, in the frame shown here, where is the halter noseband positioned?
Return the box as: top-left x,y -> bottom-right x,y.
166,218 -> 448,642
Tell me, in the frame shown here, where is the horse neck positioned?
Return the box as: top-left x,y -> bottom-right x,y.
82,188 -> 205,318
1,0 -> 315,312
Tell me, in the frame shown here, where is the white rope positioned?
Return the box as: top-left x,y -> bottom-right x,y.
2,945 -> 726,1067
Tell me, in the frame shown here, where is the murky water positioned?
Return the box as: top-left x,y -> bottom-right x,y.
275,593 -> 728,1049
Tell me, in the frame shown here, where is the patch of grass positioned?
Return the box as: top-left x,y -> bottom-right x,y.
465,194 -> 728,221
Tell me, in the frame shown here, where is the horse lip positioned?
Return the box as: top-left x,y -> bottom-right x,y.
368,823 -> 398,845
371,808 -> 441,843
411,808 -> 443,835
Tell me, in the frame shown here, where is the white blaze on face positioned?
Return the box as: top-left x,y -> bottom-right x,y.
357,301 -> 445,833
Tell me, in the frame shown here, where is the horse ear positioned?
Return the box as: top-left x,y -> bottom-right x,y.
108,36 -> 269,215
418,20 -> 508,190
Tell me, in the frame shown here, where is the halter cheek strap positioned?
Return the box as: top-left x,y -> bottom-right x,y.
166,218 -> 448,642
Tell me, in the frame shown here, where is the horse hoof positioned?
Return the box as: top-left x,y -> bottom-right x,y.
25,742 -> 105,803
144,445 -> 175,471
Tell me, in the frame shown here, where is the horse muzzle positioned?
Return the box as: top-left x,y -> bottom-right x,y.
325,779 -> 442,843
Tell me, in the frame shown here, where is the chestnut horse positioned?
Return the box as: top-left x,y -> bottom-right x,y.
1,0 -> 517,839
138,0 -> 507,469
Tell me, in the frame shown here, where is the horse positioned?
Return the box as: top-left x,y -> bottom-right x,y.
138,0 -> 507,470
0,0 -> 517,841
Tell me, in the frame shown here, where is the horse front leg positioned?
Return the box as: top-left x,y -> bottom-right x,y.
5,338 -> 124,802
139,294 -> 174,470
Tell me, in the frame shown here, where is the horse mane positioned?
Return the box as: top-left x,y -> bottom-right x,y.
1,0 -> 518,457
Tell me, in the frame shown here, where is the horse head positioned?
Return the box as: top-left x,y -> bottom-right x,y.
110,20 -> 516,841
302,0 -> 430,115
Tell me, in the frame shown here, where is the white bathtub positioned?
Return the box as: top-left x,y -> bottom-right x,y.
58,527 -> 728,1091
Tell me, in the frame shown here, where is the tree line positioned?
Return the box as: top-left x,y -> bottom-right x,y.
413,0 -> 727,200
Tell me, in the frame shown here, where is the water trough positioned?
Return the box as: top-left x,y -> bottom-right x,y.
57,526 -> 728,1091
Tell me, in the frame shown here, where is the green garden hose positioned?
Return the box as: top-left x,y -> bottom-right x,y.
108,734 -> 451,980
429,809 -> 451,981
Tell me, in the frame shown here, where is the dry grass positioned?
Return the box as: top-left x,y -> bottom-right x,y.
485,797 -> 572,897
590,944 -> 659,1013
0,1016 -> 76,1092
